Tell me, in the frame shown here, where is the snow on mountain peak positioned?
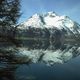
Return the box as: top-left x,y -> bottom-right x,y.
18,11 -> 80,34
18,12 -> 59,29
43,11 -> 58,17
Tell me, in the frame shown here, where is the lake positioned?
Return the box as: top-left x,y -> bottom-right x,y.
0,39 -> 80,80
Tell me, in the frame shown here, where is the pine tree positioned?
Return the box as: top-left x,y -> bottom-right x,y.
0,0 -> 21,46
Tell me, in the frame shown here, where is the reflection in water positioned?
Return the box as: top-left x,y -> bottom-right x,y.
14,39 -> 80,65
0,63 -> 18,80
22,39 -> 62,50
0,39 -> 80,80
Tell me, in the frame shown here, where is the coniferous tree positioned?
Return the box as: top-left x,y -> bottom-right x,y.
0,0 -> 21,45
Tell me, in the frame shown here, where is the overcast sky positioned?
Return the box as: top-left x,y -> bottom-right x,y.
18,0 -> 80,24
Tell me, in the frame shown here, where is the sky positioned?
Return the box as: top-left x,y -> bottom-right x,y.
18,0 -> 80,24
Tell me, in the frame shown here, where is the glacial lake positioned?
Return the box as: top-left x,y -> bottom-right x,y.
0,39 -> 80,80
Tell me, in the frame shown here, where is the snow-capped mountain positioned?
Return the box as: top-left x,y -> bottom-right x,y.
15,11 -> 80,48
17,11 -> 80,35
14,12 -> 80,66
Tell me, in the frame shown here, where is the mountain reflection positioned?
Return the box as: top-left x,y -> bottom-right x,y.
0,63 -> 18,80
21,38 -> 63,50
0,39 -> 80,80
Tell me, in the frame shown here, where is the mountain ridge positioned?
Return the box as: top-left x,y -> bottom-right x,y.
17,12 -> 80,35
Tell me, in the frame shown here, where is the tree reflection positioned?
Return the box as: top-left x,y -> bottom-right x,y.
0,63 -> 18,80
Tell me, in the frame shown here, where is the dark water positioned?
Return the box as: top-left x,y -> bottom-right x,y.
0,40 -> 80,80
0,58 -> 80,80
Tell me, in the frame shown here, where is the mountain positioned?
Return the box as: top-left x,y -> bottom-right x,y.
13,12 -> 80,66
17,11 -> 80,32
16,12 -> 80,42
